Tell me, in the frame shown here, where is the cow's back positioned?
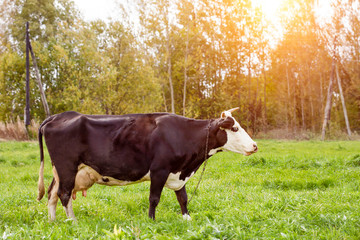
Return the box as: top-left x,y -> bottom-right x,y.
42,111 -> 168,181
43,111 -> 87,157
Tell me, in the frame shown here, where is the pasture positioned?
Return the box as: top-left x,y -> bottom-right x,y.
0,140 -> 360,239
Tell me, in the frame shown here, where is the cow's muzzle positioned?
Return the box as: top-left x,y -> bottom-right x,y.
253,143 -> 258,153
245,143 -> 258,156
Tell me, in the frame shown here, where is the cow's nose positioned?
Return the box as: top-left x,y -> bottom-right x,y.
253,143 -> 258,152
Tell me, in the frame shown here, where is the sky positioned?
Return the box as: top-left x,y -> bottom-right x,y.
73,0 -> 333,24
72,0 -> 122,22
72,0 -> 334,51
73,0 -> 286,23
72,0 -> 333,35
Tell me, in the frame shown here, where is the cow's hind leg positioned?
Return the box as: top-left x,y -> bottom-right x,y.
175,186 -> 191,220
54,162 -> 78,221
47,176 -> 59,221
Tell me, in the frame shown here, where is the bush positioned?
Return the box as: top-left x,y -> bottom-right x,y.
0,116 -> 39,141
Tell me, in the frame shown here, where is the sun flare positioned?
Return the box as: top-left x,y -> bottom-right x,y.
252,0 -> 285,21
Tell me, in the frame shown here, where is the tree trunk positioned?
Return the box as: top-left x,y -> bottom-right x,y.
308,68 -> 315,132
335,64 -> 351,137
166,8 -> 175,114
320,72 -> 324,128
300,78 -> 305,130
293,83 -> 297,132
321,59 -> 335,140
262,62 -> 267,132
254,77 -> 259,133
286,65 -> 292,131
162,87 -> 168,112
168,61 -> 175,113
183,18 -> 189,116
247,57 -> 251,127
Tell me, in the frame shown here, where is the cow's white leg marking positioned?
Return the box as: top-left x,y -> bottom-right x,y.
63,198 -> 76,221
183,214 -> 192,221
48,184 -> 58,221
51,166 -> 76,221
48,166 -> 60,221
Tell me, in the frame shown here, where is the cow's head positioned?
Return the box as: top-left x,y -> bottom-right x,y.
217,107 -> 258,156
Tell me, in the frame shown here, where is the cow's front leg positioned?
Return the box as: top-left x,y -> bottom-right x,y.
58,186 -> 77,221
175,186 -> 191,220
149,170 -> 168,220
55,164 -> 77,221
63,197 -> 76,221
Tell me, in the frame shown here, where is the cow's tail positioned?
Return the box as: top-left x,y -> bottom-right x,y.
37,116 -> 54,201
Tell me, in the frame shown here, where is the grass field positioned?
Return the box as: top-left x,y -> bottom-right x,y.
0,140 -> 360,239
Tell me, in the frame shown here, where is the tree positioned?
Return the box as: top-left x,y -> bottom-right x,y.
0,0 -> 80,120
269,0 -> 330,133
137,0 -> 178,113
320,0 -> 353,139
1,0 -> 359,136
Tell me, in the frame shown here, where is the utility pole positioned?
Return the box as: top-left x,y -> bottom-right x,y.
25,22 -> 31,126
24,21 -> 51,125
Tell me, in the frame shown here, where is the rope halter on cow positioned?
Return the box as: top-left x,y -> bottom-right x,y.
188,107 -> 240,205
188,120 -> 211,205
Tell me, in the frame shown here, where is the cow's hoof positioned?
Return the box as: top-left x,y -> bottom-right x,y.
182,214 -> 192,221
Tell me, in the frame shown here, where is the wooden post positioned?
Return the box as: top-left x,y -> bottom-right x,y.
25,22 -> 31,126
335,64 -> 351,137
29,41 -> 51,117
321,58 -> 335,140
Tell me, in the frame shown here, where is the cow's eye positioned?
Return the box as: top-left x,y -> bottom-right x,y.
231,127 -> 239,132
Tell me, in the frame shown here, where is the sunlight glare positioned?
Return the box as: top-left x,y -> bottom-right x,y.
252,0 -> 285,21
251,0 -> 287,46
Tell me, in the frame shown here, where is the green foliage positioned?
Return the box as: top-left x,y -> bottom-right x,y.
9,0 -> 78,49
1,140 -> 360,239
0,0 -> 359,135
0,47 -> 25,121
0,0 -> 163,121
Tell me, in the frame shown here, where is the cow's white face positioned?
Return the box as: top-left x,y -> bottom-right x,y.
219,109 -> 258,156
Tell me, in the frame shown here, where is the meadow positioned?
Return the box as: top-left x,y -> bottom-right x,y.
0,140 -> 360,239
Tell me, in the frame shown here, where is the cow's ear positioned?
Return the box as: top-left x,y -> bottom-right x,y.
218,117 -> 235,129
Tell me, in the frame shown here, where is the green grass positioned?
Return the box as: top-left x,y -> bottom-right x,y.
0,140 -> 360,239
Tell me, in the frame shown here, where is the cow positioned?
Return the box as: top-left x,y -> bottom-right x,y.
36,108 -> 258,221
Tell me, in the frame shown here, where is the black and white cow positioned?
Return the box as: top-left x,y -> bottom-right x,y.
37,108 -> 258,221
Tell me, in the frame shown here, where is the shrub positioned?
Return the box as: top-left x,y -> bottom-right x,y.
0,117 -> 39,141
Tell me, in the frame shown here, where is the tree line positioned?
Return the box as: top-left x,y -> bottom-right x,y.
0,0 -> 359,137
